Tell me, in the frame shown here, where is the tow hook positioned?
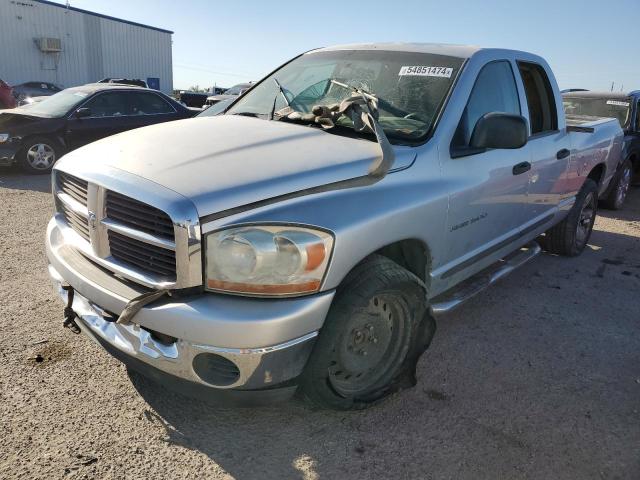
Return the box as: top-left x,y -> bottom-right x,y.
61,285 -> 81,334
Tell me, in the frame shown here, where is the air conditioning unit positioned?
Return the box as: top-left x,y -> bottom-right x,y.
36,37 -> 62,53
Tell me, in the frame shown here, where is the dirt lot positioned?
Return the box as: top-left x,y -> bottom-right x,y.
1,169 -> 639,480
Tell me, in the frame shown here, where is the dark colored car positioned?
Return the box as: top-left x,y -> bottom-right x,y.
12,81 -> 62,105
563,90 -> 640,209
0,79 -> 16,109
0,84 -> 195,173
178,91 -> 210,108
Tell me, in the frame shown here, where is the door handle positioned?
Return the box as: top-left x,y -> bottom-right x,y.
512,161 -> 531,176
556,148 -> 570,160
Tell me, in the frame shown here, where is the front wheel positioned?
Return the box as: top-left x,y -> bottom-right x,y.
299,255 -> 436,410
18,136 -> 62,174
541,178 -> 598,256
601,159 -> 632,210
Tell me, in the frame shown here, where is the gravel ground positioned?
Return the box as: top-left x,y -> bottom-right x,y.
1,168 -> 639,480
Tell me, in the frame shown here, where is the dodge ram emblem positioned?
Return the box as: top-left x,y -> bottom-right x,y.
88,211 -> 97,231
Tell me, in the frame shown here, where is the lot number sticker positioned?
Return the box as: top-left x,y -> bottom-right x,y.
606,100 -> 630,107
399,66 -> 453,78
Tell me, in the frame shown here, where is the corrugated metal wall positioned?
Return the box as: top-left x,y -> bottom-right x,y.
0,0 -> 173,93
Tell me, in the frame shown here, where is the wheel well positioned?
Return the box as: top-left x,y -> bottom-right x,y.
374,239 -> 431,287
587,163 -> 606,187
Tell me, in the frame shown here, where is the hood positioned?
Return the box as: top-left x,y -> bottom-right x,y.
0,110 -> 54,133
57,115 -> 415,217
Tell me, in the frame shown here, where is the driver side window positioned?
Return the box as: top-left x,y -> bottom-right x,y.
452,61 -> 521,150
83,93 -> 129,118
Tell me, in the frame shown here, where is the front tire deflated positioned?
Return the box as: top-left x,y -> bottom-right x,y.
299,255 -> 436,410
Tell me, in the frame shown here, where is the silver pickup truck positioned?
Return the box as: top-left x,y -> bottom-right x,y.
46,43 -> 623,410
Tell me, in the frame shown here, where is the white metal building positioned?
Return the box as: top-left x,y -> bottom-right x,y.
0,0 -> 173,93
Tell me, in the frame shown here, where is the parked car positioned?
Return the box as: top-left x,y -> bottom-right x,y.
178,90 -> 209,108
563,90 -> 640,209
47,43 -> 622,410
12,81 -> 62,105
98,78 -> 148,88
205,82 -> 253,106
197,97 -> 234,116
0,79 -> 16,109
0,83 -> 195,173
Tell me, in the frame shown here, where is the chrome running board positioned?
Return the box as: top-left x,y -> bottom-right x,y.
430,241 -> 541,316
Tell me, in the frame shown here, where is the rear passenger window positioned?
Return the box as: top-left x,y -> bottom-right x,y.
452,61 -> 520,150
517,62 -> 558,134
128,92 -> 174,115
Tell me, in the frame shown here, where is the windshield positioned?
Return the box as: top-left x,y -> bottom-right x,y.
563,96 -> 632,128
227,50 -> 464,143
15,88 -> 90,117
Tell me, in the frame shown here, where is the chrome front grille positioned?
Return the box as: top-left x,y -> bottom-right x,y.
108,230 -> 177,278
106,191 -> 175,239
60,202 -> 90,242
53,168 -> 201,289
57,172 -> 90,241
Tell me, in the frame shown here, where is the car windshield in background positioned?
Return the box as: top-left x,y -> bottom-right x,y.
15,88 -> 90,118
227,50 -> 464,143
563,97 -> 632,128
197,98 -> 234,117
225,84 -> 250,96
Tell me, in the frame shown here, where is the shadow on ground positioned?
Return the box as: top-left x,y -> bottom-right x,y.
0,167 -> 51,193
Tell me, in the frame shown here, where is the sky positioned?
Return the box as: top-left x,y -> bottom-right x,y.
49,0 -> 638,92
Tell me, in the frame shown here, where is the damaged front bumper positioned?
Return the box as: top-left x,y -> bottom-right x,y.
46,218 -> 335,405
0,144 -> 19,166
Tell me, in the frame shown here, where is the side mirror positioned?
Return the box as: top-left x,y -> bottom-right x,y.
74,107 -> 91,118
470,112 -> 528,150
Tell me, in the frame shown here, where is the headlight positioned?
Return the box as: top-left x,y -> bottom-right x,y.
0,133 -> 8,143
205,225 -> 334,296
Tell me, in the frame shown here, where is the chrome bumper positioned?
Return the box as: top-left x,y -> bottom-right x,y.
46,217 -> 335,394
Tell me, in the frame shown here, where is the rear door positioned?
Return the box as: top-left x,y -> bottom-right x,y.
516,61 -> 572,222
441,60 -> 531,272
125,91 -> 179,129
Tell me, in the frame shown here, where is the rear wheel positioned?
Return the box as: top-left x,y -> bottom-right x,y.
601,159 -> 632,210
300,255 -> 435,410
541,179 -> 598,256
18,136 -> 62,174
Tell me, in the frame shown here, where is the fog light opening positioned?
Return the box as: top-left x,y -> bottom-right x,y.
192,353 -> 240,386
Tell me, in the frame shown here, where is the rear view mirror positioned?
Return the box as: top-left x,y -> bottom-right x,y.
470,112 -> 528,150
74,107 -> 91,118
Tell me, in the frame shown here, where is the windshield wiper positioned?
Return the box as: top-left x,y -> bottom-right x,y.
270,78 -> 291,120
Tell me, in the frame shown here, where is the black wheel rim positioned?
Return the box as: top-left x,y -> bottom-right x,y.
327,293 -> 411,397
576,191 -> 596,247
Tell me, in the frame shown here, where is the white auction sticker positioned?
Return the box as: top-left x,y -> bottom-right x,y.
399,66 -> 453,78
606,100 -> 630,107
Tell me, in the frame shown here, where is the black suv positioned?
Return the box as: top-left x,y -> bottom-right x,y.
563,90 -> 640,209
0,84 -> 195,173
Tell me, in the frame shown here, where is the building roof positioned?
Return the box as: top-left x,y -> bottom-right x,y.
33,0 -> 173,34
316,43 -> 481,58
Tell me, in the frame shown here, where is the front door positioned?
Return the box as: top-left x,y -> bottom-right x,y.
440,60 -> 531,277
65,92 -> 132,151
